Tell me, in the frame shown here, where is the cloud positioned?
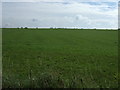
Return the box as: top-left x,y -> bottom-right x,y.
0,3 -> 2,28
3,23 -> 10,28
1,0 -> 64,2
2,2 -> 118,29
118,1 -> 120,28
2,0 -> 119,2
32,18 -> 38,22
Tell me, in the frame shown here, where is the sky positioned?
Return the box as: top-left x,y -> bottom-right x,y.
1,0 -> 119,29
0,2 -> 1,28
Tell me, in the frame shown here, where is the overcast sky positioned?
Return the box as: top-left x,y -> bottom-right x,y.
1,0 -> 119,29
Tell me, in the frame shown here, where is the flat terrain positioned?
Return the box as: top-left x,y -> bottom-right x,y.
2,28 -> 118,88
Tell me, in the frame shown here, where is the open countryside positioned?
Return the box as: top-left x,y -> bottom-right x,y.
2,28 -> 118,88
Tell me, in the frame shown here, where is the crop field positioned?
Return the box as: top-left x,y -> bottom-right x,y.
2,28 -> 118,88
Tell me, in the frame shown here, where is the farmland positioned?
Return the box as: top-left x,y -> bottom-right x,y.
2,28 -> 118,88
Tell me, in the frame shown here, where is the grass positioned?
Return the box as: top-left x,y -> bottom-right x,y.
0,28 -> 2,89
2,28 -> 118,88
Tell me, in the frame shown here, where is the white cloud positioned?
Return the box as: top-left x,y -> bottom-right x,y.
0,3 -> 2,28
2,1 -> 118,29
2,0 -> 64,2
1,0 -> 119,2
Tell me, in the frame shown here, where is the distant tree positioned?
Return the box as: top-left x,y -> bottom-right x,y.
24,27 -> 28,29
36,27 -> 38,29
21,27 -> 23,29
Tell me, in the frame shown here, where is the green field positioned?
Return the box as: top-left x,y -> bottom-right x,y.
2,28 -> 118,88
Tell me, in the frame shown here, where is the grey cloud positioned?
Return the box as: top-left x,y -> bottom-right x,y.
32,18 -> 38,22
3,23 -> 10,28
75,16 -> 79,21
